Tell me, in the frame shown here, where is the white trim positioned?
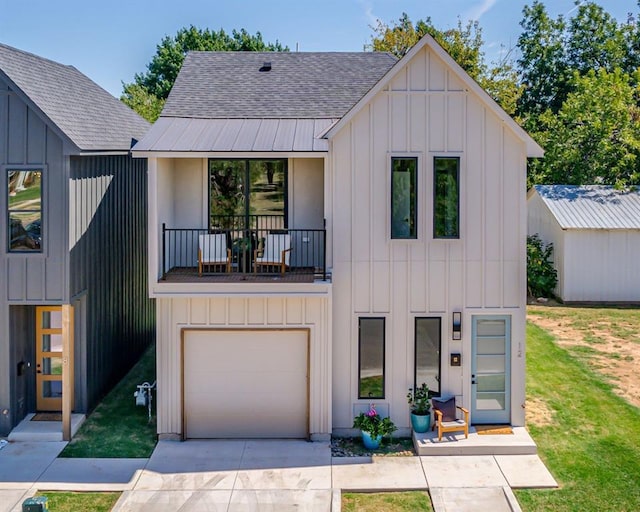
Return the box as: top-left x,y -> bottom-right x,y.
323,34 -> 544,158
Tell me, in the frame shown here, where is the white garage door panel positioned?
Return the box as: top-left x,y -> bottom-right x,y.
184,330 -> 308,438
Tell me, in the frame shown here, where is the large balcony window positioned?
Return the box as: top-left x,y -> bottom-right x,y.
209,159 -> 287,230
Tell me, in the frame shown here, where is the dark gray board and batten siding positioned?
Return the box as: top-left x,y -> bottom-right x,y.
69,155 -> 154,411
0,75 -> 154,435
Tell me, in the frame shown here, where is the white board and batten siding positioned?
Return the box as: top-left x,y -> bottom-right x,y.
329,45 -> 528,429
156,295 -> 331,439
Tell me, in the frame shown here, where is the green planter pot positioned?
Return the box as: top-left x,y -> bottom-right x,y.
410,412 -> 431,433
361,431 -> 383,450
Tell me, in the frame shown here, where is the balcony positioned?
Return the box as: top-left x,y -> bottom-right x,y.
161,216 -> 327,283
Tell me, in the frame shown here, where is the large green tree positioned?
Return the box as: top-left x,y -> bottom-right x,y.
530,68 -> 640,187
122,26 -> 287,121
516,1 -> 567,127
518,1 -> 640,187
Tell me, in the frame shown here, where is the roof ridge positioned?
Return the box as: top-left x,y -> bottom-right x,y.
0,42 -> 75,70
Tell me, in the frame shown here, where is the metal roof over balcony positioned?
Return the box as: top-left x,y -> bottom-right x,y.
132,117 -> 337,153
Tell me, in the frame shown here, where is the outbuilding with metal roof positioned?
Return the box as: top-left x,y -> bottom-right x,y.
528,185 -> 640,302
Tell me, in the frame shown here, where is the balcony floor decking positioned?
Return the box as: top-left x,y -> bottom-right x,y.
161,267 -> 320,284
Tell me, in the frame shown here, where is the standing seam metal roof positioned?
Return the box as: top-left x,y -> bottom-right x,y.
0,43 -> 149,151
533,185 -> 640,229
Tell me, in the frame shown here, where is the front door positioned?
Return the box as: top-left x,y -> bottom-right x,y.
471,316 -> 511,424
35,306 -> 63,411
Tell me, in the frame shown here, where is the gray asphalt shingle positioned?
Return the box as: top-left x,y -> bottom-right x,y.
0,43 -> 149,151
162,51 -> 398,119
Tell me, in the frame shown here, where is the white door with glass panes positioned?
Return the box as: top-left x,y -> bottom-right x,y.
471,316 -> 511,424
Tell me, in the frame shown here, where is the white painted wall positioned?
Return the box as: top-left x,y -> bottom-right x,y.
563,230 -> 640,302
329,45 -> 528,431
155,296 -> 332,440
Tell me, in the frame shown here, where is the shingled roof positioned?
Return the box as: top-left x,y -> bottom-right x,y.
0,43 -> 149,152
162,51 -> 398,119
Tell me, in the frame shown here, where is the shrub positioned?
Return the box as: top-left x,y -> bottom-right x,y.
527,234 -> 558,298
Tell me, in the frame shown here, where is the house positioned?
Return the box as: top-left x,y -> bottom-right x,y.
528,185 -> 640,303
0,43 -> 155,438
133,35 -> 543,441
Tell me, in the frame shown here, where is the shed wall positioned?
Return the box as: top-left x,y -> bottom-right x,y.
330,45 -> 527,429
563,229 -> 640,302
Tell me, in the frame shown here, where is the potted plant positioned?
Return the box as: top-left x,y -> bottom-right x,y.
352,404 -> 397,450
407,383 -> 431,433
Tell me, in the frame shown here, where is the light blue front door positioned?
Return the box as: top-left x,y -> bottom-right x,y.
471,316 -> 511,424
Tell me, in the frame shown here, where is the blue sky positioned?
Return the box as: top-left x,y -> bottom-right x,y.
0,0 -> 636,97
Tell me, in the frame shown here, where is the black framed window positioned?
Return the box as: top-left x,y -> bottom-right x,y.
358,318 -> 385,399
433,157 -> 459,239
208,159 -> 287,230
7,169 -> 42,252
415,317 -> 441,395
391,157 -> 417,239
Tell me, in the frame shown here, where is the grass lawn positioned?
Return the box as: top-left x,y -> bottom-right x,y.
60,345 -> 157,458
342,491 -> 433,512
516,321 -> 640,512
34,491 -> 120,512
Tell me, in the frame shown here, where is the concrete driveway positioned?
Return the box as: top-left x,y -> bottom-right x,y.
114,440 -> 333,512
0,439 -> 557,511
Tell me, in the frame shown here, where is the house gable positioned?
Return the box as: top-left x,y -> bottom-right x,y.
0,43 -> 149,153
324,34 -> 543,158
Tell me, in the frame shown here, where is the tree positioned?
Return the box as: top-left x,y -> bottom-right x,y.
516,1 -> 567,126
527,234 -> 557,298
120,84 -> 165,123
566,1 -> 628,74
369,13 -> 521,114
529,68 -> 640,187
121,26 -> 287,121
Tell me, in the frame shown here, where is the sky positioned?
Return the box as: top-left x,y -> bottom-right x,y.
0,0 -> 637,98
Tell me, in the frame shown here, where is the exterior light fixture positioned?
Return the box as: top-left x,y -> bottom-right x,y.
452,312 -> 462,340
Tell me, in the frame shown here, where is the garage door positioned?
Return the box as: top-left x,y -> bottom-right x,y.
183,329 -> 308,438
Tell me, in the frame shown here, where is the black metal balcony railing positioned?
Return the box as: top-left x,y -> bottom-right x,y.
161,222 -> 327,281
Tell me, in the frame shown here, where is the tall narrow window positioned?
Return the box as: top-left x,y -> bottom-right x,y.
8,170 -> 42,252
415,318 -> 441,395
433,157 -> 459,239
391,157 -> 417,239
358,318 -> 385,399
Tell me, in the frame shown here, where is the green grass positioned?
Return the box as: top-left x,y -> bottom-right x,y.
528,305 -> 640,344
342,491 -> 433,512
359,376 -> 384,399
60,345 -> 157,458
515,322 -> 640,512
34,491 -> 120,512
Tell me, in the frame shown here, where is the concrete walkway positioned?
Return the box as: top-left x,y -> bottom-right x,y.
0,439 -> 557,512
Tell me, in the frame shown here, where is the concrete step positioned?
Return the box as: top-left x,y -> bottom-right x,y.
414,426 -> 537,456
8,413 -> 85,442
